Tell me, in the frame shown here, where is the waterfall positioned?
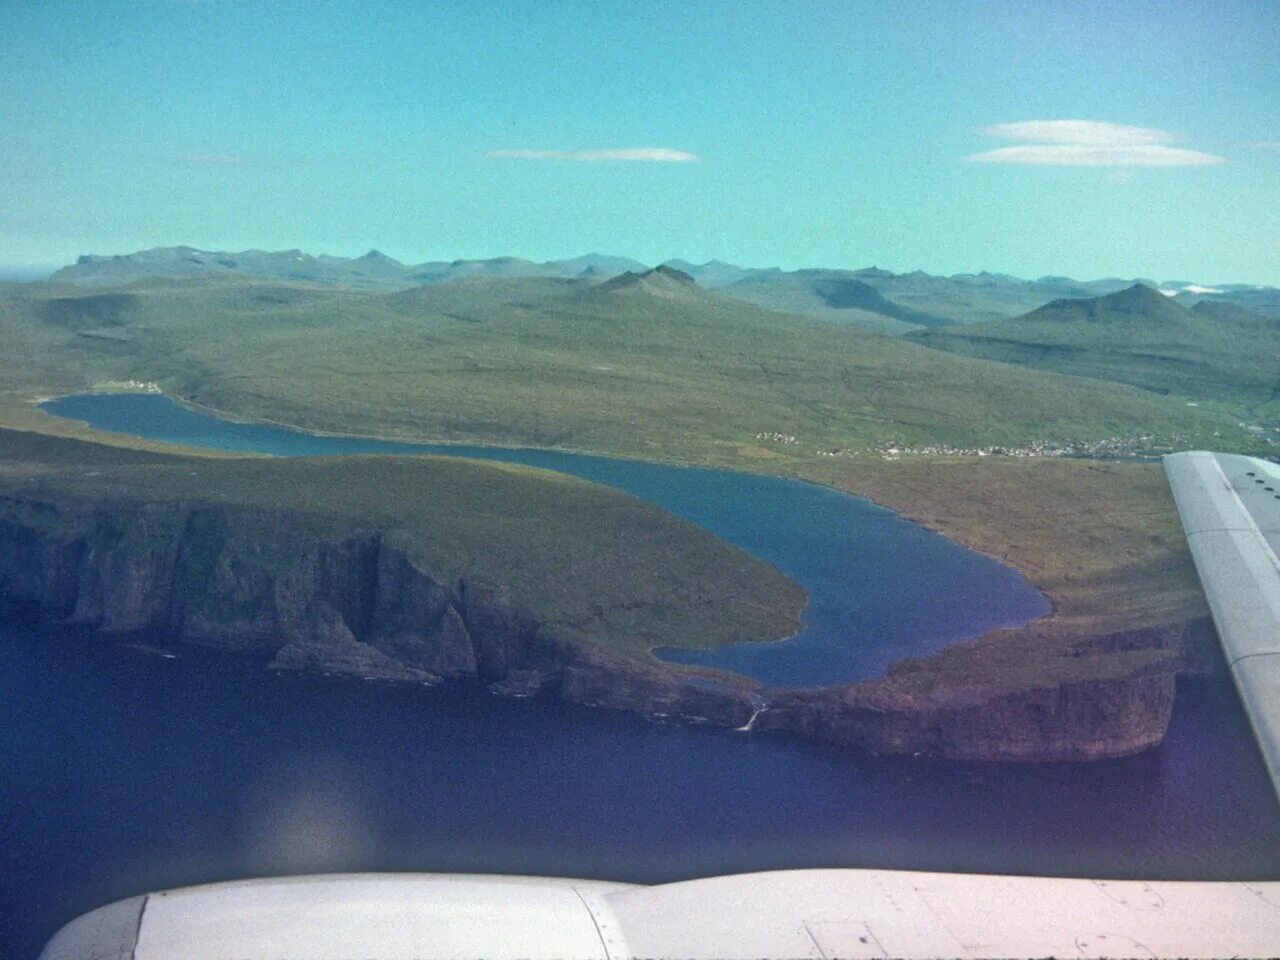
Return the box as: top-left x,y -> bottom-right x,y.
736,696 -> 769,732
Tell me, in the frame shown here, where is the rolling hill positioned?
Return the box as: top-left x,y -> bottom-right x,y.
716,270 -> 953,333
1,270 -> 1248,464
47,245 -> 1280,336
0,261 -> 1246,716
908,283 -> 1280,412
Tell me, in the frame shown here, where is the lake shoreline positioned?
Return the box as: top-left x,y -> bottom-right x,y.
6,394 -> 1185,761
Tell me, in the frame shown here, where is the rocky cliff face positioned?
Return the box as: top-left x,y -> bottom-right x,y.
756,656 -> 1176,762
0,494 -> 1179,761
1079,616 -> 1224,677
0,496 -> 761,723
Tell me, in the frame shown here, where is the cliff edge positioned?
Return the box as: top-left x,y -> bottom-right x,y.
0,429 -> 1181,761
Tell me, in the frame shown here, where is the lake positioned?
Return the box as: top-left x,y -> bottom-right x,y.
38,392 -> 1051,687
1,393 -> 1277,957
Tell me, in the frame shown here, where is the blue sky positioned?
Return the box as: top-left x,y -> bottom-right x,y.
3,0 -> 1277,282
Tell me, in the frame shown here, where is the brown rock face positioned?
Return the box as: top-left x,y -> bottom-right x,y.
1078,616 -> 1224,677
756,656 -> 1176,761
0,493 -> 1181,762
0,495 -> 757,718
557,642 -> 756,727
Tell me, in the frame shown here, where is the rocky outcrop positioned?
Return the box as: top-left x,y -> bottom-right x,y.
557,642 -> 756,727
0,496 -> 757,722
1076,615 -> 1224,677
0,494 -> 1180,761
755,654 -> 1176,761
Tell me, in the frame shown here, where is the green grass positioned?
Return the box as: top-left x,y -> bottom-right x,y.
0,273 -> 1253,468
909,284 -> 1280,417
0,428 -> 805,658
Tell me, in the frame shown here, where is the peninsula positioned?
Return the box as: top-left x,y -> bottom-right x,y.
2,426 -> 1185,761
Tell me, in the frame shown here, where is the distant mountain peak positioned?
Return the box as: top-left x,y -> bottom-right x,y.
1029,281 -> 1190,327
357,249 -> 401,265
1103,282 -> 1182,312
1116,281 -> 1162,297
598,265 -> 699,297
646,264 -> 696,285
657,258 -> 752,288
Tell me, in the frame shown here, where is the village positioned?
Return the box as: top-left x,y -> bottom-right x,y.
760,432 -> 1202,461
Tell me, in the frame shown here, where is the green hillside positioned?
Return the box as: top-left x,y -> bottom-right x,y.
0,268 -> 1238,709
707,267 -> 1149,329
718,270 -> 948,333
49,244 -> 1280,334
908,284 -> 1280,413
0,270 -> 1248,463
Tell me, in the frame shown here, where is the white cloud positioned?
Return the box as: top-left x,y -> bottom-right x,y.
180,153 -> 245,165
966,144 -> 1225,166
963,120 -> 1224,167
982,120 -> 1174,146
487,147 -> 698,163
1254,141 -> 1280,150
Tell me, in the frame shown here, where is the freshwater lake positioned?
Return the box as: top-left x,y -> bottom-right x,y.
3,393 -> 1279,956
38,393 -> 1051,687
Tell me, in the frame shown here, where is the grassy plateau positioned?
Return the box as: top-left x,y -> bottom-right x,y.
0,428 -> 804,657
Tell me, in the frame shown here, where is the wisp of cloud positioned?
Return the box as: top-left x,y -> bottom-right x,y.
964,120 -> 1224,167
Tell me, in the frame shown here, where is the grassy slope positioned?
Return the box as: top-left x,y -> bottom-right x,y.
0,274 -> 1250,466
857,272 -> 1095,325
716,273 -> 926,333
0,428 -> 804,657
0,273 -> 1243,689
714,269 -> 1103,328
909,284 -> 1280,414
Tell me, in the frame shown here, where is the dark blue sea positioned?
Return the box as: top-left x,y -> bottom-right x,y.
1,393 -> 1277,957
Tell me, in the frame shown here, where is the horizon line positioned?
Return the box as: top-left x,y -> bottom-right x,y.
2,248 -> 1276,290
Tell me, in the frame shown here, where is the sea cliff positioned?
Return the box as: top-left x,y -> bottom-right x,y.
0,492 -> 1184,761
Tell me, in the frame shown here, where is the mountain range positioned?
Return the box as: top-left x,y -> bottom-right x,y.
910,283 -> 1280,410
47,246 -> 1280,332
5,263 -> 1242,463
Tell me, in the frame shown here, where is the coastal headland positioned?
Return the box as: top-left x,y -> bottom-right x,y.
0,426 -> 1208,761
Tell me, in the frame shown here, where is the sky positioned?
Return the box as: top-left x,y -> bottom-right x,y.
2,0 -> 1277,283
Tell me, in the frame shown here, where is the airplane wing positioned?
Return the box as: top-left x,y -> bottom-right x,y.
1165,450 -> 1280,801
37,869 -> 1280,960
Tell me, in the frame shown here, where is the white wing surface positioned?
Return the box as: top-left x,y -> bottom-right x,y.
1165,451 -> 1280,800
39,869 -> 1280,959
